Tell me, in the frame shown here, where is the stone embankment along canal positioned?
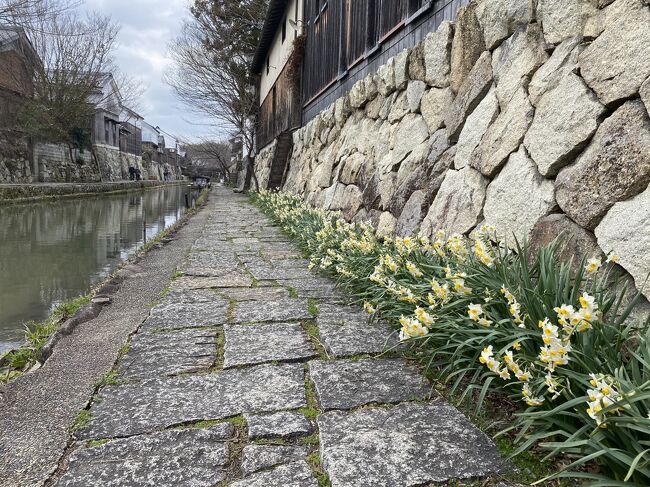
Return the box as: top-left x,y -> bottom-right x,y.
0,179 -> 185,204
28,187 -> 508,487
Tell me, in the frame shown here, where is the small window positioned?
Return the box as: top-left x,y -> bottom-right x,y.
282,17 -> 287,43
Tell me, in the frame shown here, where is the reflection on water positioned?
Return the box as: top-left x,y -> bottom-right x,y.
0,185 -> 194,351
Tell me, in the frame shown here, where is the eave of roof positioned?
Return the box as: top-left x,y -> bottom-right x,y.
250,0 -> 290,75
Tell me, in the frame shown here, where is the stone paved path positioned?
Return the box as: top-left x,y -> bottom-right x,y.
53,187 -> 505,486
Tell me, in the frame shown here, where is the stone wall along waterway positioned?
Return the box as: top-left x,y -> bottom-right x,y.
0,184 -> 197,352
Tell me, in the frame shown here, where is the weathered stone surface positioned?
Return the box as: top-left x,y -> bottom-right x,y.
339,184 -> 363,221
492,24 -> 548,107
317,303 -> 400,358
470,86 -> 534,177
241,445 -> 309,476
483,147 -> 556,243
579,4 -> 650,105
408,42 -> 426,82
556,100 -> 650,229
161,289 -> 220,305
396,190 -> 426,237
423,146 -> 456,208
377,57 -> 396,96
339,153 -> 364,185
376,211 -> 397,236
309,359 -> 429,410
450,2 -> 486,94
444,51 -> 493,141
394,48 -> 410,90
171,273 -> 253,290
223,323 -> 316,368
387,91 -> 409,123
406,80 -> 427,112
118,329 -> 216,379
57,426 -> 233,487
218,287 -> 290,302
142,301 -> 229,331
475,0 -> 533,50
245,411 -> 312,440
538,0 -> 598,44
530,214 -> 602,270
524,73 -> 605,176
78,364 -> 306,440
454,86 -> 498,169
319,402 -> 503,487
180,252 -> 239,277
424,22 -> 453,87
420,167 -> 488,236
596,185 -> 650,299
230,461 -> 318,487
276,277 -> 342,300
529,36 -> 583,105
349,79 -> 367,109
364,73 -> 379,102
334,96 -> 352,127
232,298 -> 311,324
641,77 -> 650,114
420,87 -> 454,134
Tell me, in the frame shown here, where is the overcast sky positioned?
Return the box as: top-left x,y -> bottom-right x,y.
83,0 -> 220,143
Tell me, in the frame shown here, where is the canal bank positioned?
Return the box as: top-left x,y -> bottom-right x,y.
0,188 -> 213,486
0,180 -> 186,204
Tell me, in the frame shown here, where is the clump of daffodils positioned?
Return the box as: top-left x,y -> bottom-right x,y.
586,374 -> 623,427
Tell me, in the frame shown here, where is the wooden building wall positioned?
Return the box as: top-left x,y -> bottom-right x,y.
302,0 -> 471,122
257,59 -> 302,150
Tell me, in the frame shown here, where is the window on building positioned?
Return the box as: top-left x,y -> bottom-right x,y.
266,56 -> 270,74
282,16 -> 287,43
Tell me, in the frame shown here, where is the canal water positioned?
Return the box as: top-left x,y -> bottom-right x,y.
0,184 -> 196,353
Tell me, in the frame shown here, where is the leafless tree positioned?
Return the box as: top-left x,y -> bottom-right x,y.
0,5 -> 143,166
165,0 -> 268,190
184,139 -> 234,179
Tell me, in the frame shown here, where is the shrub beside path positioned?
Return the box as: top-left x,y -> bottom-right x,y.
52,187 -> 507,486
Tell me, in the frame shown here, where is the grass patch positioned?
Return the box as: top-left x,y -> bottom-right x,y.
301,321 -> 328,360
212,330 -> 225,370
1,294 -> 91,382
307,298 -> 319,317
227,299 -> 237,322
95,370 -> 122,388
69,410 -> 91,433
287,286 -> 298,298
300,432 -> 320,446
171,270 -> 183,280
306,451 -> 331,487
86,439 -> 110,448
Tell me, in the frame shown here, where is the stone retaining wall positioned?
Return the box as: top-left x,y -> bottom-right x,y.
263,0 -> 650,299
0,180 -> 185,203
1,141 -> 175,184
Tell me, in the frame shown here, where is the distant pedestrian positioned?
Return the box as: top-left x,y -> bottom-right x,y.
128,166 -> 136,180
135,168 -> 142,181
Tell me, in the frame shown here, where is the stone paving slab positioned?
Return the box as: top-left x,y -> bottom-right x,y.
231,298 -> 312,323
230,461 -> 319,487
241,444 -> 309,475
179,252 -> 239,277
309,359 -> 430,410
318,402 -> 504,487
218,287 -> 290,302
244,262 -> 313,281
56,425 -> 233,487
245,411 -> 313,439
317,304 -> 400,357
170,272 -> 253,290
77,364 -> 306,440
223,323 -> 317,368
141,301 -> 229,331
278,278 -> 345,300
161,289 -> 221,304
117,329 -> 217,379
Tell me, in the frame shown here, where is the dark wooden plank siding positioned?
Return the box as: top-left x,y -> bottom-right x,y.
257,60 -> 302,150
302,0 -> 471,123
